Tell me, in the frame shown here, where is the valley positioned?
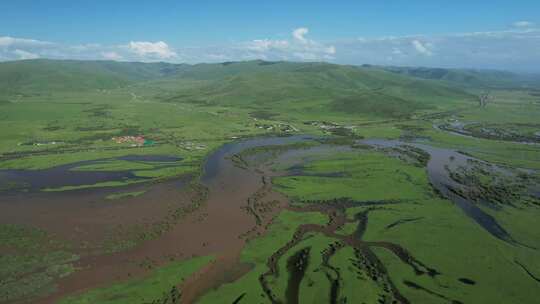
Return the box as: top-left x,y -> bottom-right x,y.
1,59 -> 540,304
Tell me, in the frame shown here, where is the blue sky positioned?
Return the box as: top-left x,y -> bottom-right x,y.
1,1 -> 539,71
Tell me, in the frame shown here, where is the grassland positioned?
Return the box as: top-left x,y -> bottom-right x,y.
105,190 -> 146,200
197,211 -> 328,303
1,59 -> 539,303
255,147 -> 539,303
0,60 -> 474,180
3,59 -> 536,181
0,224 -> 79,303
58,255 -> 214,304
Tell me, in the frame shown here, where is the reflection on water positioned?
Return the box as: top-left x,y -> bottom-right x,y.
363,139 -> 515,243
0,134 -> 527,245
201,135 -> 316,185
0,155 -> 182,192
203,135 -> 520,244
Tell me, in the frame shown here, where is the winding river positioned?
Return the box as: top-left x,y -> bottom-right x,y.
1,134 -> 534,303
364,139 -> 515,243
201,134 -> 522,246
0,135 -> 520,244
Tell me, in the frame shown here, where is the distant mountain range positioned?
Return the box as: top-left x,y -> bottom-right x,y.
1,59 -> 538,118
368,65 -> 540,89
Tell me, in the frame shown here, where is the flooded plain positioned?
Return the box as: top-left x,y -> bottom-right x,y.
0,155 -> 183,192
1,134 -> 537,303
364,139 -> 517,243
0,135 -> 317,303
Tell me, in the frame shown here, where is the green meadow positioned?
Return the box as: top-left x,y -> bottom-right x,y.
199,145 -> 540,303
58,256 -> 214,304
0,224 -> 79,303
1,59 -> 540,303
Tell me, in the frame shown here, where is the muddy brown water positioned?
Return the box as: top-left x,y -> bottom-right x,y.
0,134 -> 531,303
0,135 -> 318,304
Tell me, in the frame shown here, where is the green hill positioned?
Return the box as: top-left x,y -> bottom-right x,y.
377,65 -> 540,89
0,59 -> 184,95
150,61 -> 476,118
0,59 -> 478,118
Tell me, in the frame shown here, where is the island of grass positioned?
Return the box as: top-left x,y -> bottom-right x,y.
105,190 -> 147,200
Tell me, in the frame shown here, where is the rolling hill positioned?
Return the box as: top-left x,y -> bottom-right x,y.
0,59 -> 185,95
0,59 -> 480,118
147,60 -> 477,118
375,65 -> 540,89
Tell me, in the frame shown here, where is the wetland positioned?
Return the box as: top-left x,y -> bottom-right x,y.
1,59 -> 540,304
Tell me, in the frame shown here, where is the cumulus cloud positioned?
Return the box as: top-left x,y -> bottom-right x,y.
0,36 -> 55,60
127,41 -> 177,59
336,28 -> 540,71
513,21 -> 535,28
412,40 -> 433,56
292,27 -> 309,43
243,27 -> 336,61
1,26 -> 540,72
247,39 -> 289,52
0,36 -> 53,48
0,36 -> 180,62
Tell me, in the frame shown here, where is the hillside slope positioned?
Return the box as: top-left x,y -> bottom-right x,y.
0,59 -> 477,118
377,65 -> 540,89
150,61 -> 476,118
0,59 -> 185,95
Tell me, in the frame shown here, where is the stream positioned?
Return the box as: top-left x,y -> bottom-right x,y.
197,135 -> 511,303
0,134 -> 531,303
0,134 -> 519,244
364,139 -> 516,243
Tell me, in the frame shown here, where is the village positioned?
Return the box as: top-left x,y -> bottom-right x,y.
112,135 -> 154,147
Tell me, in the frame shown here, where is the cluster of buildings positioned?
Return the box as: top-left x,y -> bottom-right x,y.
305,120 -> 355,131
254,122 -> 299,133
179,141 -> 207,151
112,136 -> 147,147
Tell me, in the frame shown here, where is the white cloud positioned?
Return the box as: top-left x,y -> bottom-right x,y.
101,51 -> 122,61
412,40 -> 433,56
13,49 -> 39,60
1,27 -> 540,72
513,21 -> 535,28
128,41 -> 177,59
247,39 -> 289,52
0,36 -> 54,48
0,37 -> 15,48
334,28 -> 540,71
292,27 -> 309,44
0,37 -> 184,63
243,27 -> 336,61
